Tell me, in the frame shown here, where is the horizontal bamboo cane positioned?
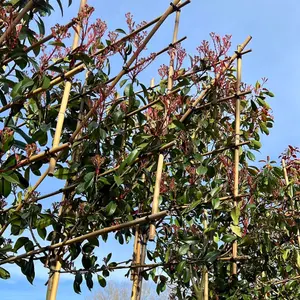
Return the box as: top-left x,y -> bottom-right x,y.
0,143 -> 70,174
0,211 -> 168,266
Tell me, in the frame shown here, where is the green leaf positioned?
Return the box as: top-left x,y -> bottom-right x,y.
196,165 -> 208,176
124,83 -> 134,97
231,205 -> 241,225
0,89 -> 7,106
97,274 -> 106,287
115,28 -> 126,34
56,0 -> 63,15
222,234 -> 237,243
204,250 -> 220,263
0,178 -> 11,197
230,225 -> 242,237
0,267 -> 10,279
73,273 -> 83,294
265,91 -> 274,97
178,244 -> 189,256
119,79 -> 127,88
2,173 -> 20,185
246,151 -> 256,161
126,149 -> 140,166
251,140 -> 261,150
105,201 -> 117,216
42,76 -> 51,90
84,172 -> 95,185
210,186 -> 221,198
176,261 -> 186,274
53,167 -> 76,180
212,198 -> 220,209
85,273 -> 93,291
11,81 -> 23,98
113,175 -> 123,186
172,120 -> 186,130
14,237 -> 29,252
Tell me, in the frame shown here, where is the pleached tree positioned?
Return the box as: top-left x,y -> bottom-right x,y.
0,1 -> 299,300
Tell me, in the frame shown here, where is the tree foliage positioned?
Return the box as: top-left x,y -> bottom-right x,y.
0,1 -> 299,300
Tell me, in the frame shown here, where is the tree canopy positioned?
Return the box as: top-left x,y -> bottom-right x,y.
0,1 -> 299,299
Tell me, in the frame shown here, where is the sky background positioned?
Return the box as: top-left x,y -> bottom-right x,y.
1,0 -> 300,299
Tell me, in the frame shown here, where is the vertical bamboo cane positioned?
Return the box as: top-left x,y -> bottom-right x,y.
48,0 -> 87,176
131,225 -> 142,300
46,0 -> 88,291
149,154 -> 164,241
167,1 -> 181,91
46,70 -> 89,300
232,45 -> 242,276
134,75 -> 154,298
282,159 -> 300,246
137,233 -> 147,300
203,210 -> 209,300
131,226 -> 139,281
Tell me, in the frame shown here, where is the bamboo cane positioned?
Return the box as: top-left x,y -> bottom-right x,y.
232,45 -> 242,277
167,0 -> 181,91
131,226 -> 142,300
149,154 -> 164,241
0,211 -> 168,266
0,143 -> 70,174
48,0 -> 87,176
46,2 -> 87,298
47,69 -> 90,299
131,77 -> 153,298
0,0 -> 34,46
203,210 -> 209,300
137,233 -> 147,300
131,226 -> 140,281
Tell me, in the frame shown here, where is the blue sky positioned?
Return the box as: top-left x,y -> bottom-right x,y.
1,0 -> 300,299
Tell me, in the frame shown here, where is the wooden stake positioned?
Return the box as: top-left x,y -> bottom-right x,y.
232,45 -> 242,276
48,0 -> 87,176
149,154 -> 164,241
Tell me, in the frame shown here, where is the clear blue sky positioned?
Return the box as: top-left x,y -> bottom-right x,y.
1,0 -> 300,299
